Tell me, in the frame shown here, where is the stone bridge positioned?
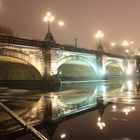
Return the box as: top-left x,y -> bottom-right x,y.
0,33 -> 136,80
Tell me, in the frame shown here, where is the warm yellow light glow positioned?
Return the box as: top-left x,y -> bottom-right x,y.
60,133 -> 66,139
110,42 -> 116,46
58,21 -> 65,26
127,80 -> 133,90
95,30 -> 104,38
123,108 -> 130,115
112,105 -> 117,110
122,40 -> 129,46
125,49 -> 129,53
43,16 -> 49,22
97,121 -> 106,130
50,16 -> 55,22
123,106 -> 135,115
101,122 -> 106,127
130,41 -> 134,44
43,12 -> 55,23
47,12 -> 51,17
131,107 -> 135,110
126,65 -> 133,75
98,117 -> 101,121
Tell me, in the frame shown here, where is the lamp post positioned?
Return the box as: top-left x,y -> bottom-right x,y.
95,30 -> 104,79
122,40 -> 134,78
43,12 -> 55,33
43,12 -> 65,32
43,12 -> 65,43
122,40 -> 130,58
122,40 -> 134,57
95,30 -> 104,50
95,30 -> 104,52
110,42 -> 116,53
122,40 -> 129,47
95,30 -> 104,39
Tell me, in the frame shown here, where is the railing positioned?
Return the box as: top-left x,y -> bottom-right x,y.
0,35 -> 124,58
104,52 -> 125,59
59,44 -> 98,55
0,35 -> 42,47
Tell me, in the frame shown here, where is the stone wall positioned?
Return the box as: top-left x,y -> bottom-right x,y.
0,61 -> 41,80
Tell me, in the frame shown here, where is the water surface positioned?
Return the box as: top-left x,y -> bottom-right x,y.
0,80 -> 140,140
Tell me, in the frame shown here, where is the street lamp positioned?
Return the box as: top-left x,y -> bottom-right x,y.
122,40 -> 134,46
122,40 -> 134,55
43,12 -> 55,33
43,12 -> 65,33
122,40 -> 130,56
122,40 -> 129,46
95,30 -> 104,41
95,30 -> 104,51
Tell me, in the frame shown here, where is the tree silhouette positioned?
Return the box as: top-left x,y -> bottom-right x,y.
0,25 -> 14,35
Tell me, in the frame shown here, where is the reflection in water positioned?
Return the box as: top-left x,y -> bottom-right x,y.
60,133 -> 66,139
0,80 -> 140,139
123,105 -> 135,115
111,103 -> 136,116
112,105 -> 117,111
96,99 -> 106,130
97,117 -> 106,130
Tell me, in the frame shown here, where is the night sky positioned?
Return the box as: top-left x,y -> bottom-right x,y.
0,0 -> 140,50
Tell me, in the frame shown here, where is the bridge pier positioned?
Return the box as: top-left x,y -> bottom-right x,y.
42,32 -> 60,80
96,41 -> 104,80
43,95 -> 59,121
123,57 -> 136,78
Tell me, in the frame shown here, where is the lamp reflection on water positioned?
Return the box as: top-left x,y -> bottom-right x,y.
123,106 -> 135,115
112,105 -> 117,111
97,117 -> 106,130
60,133 -> 66,139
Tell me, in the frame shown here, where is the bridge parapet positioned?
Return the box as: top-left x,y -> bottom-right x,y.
0,34 -> 42,47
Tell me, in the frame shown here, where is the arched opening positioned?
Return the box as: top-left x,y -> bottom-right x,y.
58,59 -> 96,80
0,56 -> 41,80
104,60 -> 124,79
58,83 -> 97,110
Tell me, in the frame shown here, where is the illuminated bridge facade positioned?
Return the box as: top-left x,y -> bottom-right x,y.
0,33 -> 136,81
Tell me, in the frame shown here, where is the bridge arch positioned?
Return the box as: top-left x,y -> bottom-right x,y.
0,48 -> 42,80
58,87 -> 97,110
0,48 -> 30,63
56,55 -> 97,78
103,59 -> 125,76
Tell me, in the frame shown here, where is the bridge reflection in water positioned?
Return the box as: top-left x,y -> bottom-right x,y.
0,80 -> 138,139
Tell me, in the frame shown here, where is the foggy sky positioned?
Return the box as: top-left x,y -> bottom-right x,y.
0,0 -> 140,50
